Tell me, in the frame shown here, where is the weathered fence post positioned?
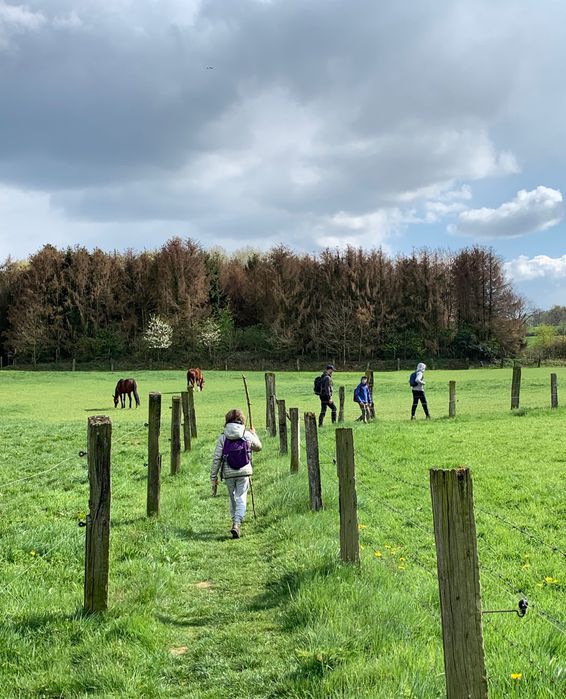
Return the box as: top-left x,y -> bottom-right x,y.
430,468 -> 488,699
72,357 -> 76,372
290,407 -> 300,473
265,372 -> 277,436
551,373 -> 558,409
338,386 -> 345,422
365,369 -> 376,419
296,357 -> 300,371
170,396 -> 181,475
397,357 -> 400,371
84,415 -> 112,613
110,359 -> 114,372
188,386 -> 198,438
277,399 -> 288,454
304,412 -> 323,511
336,428 -> 359,564
181,391 -> 192,451
511,366 -> 521,410
448,381 -> 456,418
147,392 -> 161,517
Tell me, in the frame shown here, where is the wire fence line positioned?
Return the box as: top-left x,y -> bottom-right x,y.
0,423 -> 147,492
475,506 -> 566,560
0,455 -> 77,491
0,527 -> 82,600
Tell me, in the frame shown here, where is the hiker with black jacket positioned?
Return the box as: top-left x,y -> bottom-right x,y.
317,364 -> 337,426
410,362 -> 431,419
210,409 -> 262,539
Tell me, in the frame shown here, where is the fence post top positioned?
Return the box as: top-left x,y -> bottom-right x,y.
88,415 -> 111,426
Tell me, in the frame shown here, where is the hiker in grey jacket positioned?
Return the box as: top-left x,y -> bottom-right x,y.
411,362 -> 430,419
211,409 -> 262,538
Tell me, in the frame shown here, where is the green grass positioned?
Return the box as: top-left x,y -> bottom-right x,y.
0,368 -> 564,698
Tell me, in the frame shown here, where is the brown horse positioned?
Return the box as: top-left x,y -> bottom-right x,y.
187,367 -> 204,391
113,378 -> 140,408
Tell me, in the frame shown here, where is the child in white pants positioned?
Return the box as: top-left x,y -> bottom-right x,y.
211,408 -> 262,538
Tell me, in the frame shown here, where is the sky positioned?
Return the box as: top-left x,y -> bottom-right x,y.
0,0 -> 565,309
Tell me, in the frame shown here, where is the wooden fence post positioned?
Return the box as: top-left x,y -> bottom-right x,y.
338,386 -> 345,422
448,381 -> 456,418
110,359 -> 114,372
336,428 -> 359,564
181,391 -> 192,451
277,399 -> 288,454
511,366 -> 521,410
430,468 -> 488,699
72,357 -> 76,372
289,407 -> 300,473
147,393 -> 161,517
304,412 -> 323,511
170,396 -> 181,475
397,357 -> 400,371
365,369 -> 376,418
265,372 -> 277,436
188,386 -> 198,439
551,373 -> 558,409
84,415 -> 112,613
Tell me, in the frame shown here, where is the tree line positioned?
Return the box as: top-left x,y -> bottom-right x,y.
0,239 -> 526,366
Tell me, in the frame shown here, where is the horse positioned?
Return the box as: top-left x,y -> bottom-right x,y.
187,367 -> 205,391
113,378 -> 140,408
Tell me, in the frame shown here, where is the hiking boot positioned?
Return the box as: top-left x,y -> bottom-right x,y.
230,522 -> 241,539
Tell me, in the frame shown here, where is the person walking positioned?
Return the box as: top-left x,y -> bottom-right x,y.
317,364 -> 337,427
354,375 -> 372,423
410,362 -> 430,419
210,409 -> 262,539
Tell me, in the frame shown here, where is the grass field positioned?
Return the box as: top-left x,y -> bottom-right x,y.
0,368 -> 564,698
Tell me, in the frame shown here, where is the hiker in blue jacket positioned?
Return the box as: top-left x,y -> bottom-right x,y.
410,362 -> 430,419
354,375 -> 372,423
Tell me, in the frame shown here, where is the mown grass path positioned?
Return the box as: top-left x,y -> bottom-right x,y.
0,369 -> 564,697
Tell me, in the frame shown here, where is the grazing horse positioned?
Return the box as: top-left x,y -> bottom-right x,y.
187,367 -> 205,391
113,378 -> 140,408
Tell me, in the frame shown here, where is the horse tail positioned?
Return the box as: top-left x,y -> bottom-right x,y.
133,381 -> 140,407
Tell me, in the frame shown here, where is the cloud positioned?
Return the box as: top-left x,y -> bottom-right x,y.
0,0 -> 564,260
449,186 -> 563,238
505,254 -> 566,282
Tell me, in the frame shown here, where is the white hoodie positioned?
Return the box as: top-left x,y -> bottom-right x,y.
413,362 -> 427,392
210,422 -> 262,481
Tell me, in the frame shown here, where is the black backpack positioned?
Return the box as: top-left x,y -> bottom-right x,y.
313,374 -> 324,395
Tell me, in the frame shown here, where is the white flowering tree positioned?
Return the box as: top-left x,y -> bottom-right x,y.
144,315 -> 173,360
197,317 -> 222,360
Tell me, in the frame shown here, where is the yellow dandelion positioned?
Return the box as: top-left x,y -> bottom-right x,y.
545,576 -> 554,583
511,673 -> 522,680
358,524 -> 368,530
30,550 -> 37,557
374,550 -> 382,558
360,544 -> 365,550
399,556 -> 406,561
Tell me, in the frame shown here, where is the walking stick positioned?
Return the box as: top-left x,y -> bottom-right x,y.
242,375 -> 257,520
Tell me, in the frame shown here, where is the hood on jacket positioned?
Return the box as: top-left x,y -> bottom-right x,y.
417,362 -> 426,372
224,422 -> 246,440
